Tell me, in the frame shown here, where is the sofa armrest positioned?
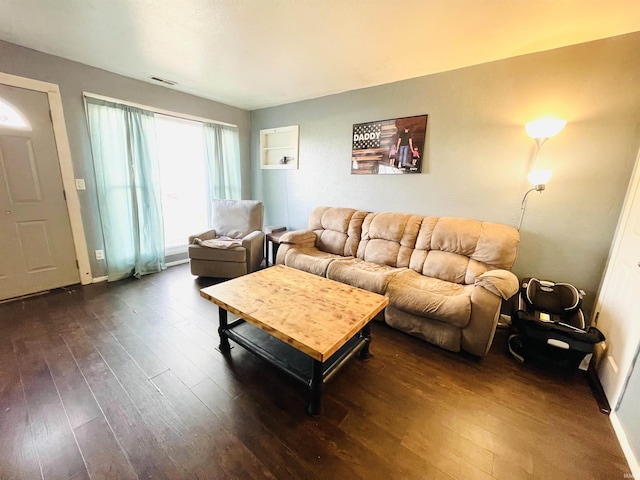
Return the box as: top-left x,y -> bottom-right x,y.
274,230 -> 317,265
279,229 -> 317,247
475,270 -> 519,300
462,270 -> 518,357
188,229 -> 217,244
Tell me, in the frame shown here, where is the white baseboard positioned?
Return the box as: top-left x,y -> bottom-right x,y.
166,258 -> 189,267
610,411 -> 639,479
91,260 -> 187,283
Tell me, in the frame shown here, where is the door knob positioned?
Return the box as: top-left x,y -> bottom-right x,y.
3,210 -> 10,215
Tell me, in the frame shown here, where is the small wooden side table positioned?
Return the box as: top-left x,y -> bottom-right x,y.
265,226 -> 286,266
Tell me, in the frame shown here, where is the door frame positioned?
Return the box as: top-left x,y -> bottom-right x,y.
591,145 -> 640,478
592,145 -> 640,405
0,72 -> 92,285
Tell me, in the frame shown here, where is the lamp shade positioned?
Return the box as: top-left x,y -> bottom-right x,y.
525,119 -> 566,140
527,169 -> 552,186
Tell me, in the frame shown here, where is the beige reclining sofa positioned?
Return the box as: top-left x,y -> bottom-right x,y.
276,206 -> 520,357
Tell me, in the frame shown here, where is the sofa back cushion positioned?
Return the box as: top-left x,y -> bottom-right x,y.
308,206 -> 367,256
409,216 -> 520,284
356,212 -> 422,267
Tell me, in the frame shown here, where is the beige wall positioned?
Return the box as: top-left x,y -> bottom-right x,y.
0,40 -> 251,278
251,32 -> 640,315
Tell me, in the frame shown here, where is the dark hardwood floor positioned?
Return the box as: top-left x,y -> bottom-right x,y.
0,264 -> 630,479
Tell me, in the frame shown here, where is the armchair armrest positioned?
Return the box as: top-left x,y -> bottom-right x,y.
475,270 -> 519,300
241,230 -> 265,249
242,230 -> 266,272
278,230 -> 317,247
188,229 -> 217,244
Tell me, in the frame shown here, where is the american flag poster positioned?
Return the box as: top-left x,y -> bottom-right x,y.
351,114 -> 428,175
352,122 -> 382,149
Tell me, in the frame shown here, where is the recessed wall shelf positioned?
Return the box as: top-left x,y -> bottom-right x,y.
260,125 -> 299,170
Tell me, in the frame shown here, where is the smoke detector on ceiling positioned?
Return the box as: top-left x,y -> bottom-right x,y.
149,76 -> 178,86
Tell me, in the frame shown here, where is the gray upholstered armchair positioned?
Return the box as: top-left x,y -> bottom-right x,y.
188,199 -> 265,278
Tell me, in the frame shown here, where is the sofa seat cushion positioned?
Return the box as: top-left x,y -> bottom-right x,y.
283,246 -> 348,277
386,269 -> 472,328
326,258 -> 405,295
188,244 -> 246,262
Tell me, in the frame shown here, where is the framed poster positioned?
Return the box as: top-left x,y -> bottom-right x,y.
351,114 -> 428,175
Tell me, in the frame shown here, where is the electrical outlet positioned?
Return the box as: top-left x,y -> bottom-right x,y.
75,178 -> 86,190
95,249 -> 105,261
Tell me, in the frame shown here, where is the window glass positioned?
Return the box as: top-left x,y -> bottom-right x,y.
155,114 -> 208,254
0,98 -> 30,129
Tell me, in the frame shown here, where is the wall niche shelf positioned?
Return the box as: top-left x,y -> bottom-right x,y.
260,125 -> 299,170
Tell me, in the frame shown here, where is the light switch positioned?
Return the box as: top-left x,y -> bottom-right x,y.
75,178 -> 86,190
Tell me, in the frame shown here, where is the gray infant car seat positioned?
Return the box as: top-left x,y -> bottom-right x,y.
509,278 -> 605,370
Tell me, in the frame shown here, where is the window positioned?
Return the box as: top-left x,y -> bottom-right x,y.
84,93 -> 241,279
0,98 -> 30,130
155,114 -> 209,255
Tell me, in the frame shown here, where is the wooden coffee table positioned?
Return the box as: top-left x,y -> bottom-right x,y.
200,265 -> 389,415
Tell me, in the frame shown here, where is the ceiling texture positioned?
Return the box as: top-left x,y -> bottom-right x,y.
1,0 -> 639,110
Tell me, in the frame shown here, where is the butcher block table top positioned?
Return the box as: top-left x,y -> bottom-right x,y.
199,264 -> 389,362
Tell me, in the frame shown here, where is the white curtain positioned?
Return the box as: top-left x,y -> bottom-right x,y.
86,98 -> 166,281
203,123 -> 241,224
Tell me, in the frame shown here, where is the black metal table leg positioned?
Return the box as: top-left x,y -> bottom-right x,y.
218,308 -> 231,353
307,359 -> 324,416
359,322 -> 372,360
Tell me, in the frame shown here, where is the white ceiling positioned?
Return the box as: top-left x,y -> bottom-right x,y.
1,1 -> 639,111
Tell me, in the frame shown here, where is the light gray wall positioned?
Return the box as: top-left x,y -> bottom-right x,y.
0,40 -> 251,278
251,32 -> 640,316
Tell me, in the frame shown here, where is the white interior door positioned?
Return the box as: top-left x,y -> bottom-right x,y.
595,148 -> 640,406
0,84 -> 79,301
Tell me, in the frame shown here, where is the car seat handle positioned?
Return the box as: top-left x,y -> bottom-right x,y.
547,339 -> 570,349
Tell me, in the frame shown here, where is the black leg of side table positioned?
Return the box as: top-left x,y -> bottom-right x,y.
307,359 -> 324,416
218,308 -> 231,353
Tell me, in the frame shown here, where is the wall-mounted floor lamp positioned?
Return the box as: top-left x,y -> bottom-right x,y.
518,118 -> 566,230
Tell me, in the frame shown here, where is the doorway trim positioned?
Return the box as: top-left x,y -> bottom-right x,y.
0,72 -> 92,285
592,144 -> 640,405
591,144 -> 640,479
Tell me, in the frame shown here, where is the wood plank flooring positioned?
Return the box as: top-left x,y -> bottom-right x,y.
0,264 -> 630,479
